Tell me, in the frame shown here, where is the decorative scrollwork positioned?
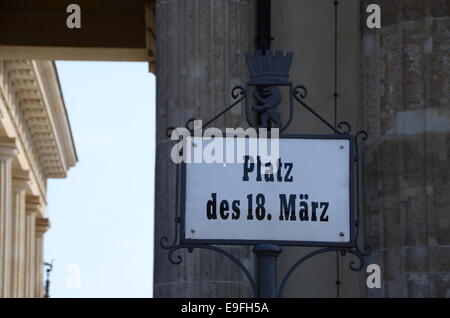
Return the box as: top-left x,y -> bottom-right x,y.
177,86 -> 247,135
355,130 -> 369,162
167,244 -> 258,297
159,216 -> 180,250
294,85 -> 308,99
278,247 -> 334,297
168,245 -> 184,265
162,80 -> 371,298
159,164 -> 182,251
185,118 -> 197,131
202,85 -> 246,129
354,130 -> 371,257
231,85 -> 245,99
293,85 -> 345,135
356,130 -> 369,141
355,241 -> 372,258
170,84 -> 356,137
337,121 -> 352,135
160,235 -> 173,250
346,249 -> 366,272
166,126 -> 176,138
278,247 -> 367,297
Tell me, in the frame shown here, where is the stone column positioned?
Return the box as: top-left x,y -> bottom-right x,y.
10,171 -> 29,298
154,0 -> 256,297
0,138 -> 16,298
361,0 -> 450,297
24,195 -> 39,298
35,218 -> 50,298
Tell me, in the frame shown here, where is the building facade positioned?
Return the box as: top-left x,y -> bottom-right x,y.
153,0 -> 450,298
0,0 -> 448,298
0,60 -> 77,297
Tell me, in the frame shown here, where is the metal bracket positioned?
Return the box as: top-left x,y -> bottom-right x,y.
161,79 -> 371,297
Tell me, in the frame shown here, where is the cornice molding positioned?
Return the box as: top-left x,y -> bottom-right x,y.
0,136 -> 16,159
0,59 -> 77,182
12,169 -> 30,192
25,194 -> 41,215
36,217 -> 51,235
146,0 -> 156,73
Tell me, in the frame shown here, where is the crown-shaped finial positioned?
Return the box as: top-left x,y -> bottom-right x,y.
245,50 -> 294,85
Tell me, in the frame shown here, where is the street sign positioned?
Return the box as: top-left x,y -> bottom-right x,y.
181,135 -> 355,247
162,50 -> 370,298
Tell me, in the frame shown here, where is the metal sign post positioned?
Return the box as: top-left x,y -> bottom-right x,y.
161,48 -> 371,298
161,0 -> 369,300
254,0 -> 282,298
254,244 -> 281,298
43,261 -> 53,298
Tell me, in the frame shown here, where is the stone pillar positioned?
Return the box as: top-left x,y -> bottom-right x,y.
35,218 -> 50,298
10,171 -> 29,298
24,196 -> 39,298
0,138 -> 16,298
154,0 -> 256,297
361,0 -> 450,297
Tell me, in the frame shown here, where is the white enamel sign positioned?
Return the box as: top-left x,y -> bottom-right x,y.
182,136 -> 354,246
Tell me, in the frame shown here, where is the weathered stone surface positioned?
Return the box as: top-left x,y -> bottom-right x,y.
404,246 -> 429,273
430,273 -> 450,297
406,273 -> 431,297
272,0 -> 363,298
362,0 -> 450,297
154,0 -> 256,297
154,0 -> 450,298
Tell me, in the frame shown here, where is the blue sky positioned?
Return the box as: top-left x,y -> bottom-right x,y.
44,61 -> 155,297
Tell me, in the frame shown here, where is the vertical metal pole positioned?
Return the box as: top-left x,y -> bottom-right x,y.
253,244 -> 281,298
43,261 -> 53,298
254,0 -> 281,299
257,0 -> 271,52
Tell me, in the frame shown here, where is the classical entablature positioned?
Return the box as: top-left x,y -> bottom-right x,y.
0,60 -> 77,205
0,59 -> 76,298
0,0 -> 156,73
0,0 -> 156,298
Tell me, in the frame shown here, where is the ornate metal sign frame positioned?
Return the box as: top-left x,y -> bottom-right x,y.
161,50 -> 371,298
179,133 -> 357,248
